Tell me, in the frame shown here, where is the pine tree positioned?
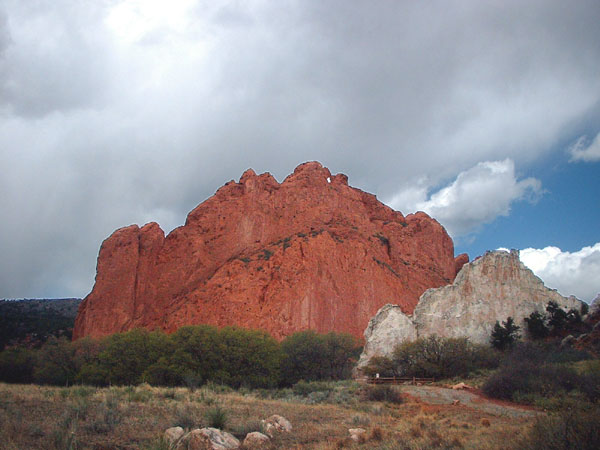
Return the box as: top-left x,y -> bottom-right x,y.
490,317 -> 521,350
524,311 -> 549,339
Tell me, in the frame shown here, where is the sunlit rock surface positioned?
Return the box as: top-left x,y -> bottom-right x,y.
74,162 -> 460,340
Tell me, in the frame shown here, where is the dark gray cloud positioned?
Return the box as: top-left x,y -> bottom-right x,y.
1,0 -> 600,298
0,1 -> 111,117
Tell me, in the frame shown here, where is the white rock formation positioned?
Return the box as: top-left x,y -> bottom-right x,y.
356,304 -> 416,369
357,250 -> 584,371
590,293 -> 600,315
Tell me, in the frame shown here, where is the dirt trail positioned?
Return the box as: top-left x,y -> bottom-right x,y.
399,385 -> 540,418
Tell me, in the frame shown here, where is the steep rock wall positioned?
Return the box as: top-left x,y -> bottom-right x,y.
74,162 -> 460,340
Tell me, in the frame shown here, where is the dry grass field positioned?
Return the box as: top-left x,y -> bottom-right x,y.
0,381 -> 536,449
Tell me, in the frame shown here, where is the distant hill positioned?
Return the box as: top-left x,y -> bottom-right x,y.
0,298 -> 81,349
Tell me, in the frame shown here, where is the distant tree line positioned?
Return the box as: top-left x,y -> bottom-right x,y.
0,326 -> 361,388
0,299 -> 80,350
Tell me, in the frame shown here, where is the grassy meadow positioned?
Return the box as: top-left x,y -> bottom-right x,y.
0,380 -> 539,450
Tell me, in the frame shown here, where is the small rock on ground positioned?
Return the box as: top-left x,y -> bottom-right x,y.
243,431 -> 270,447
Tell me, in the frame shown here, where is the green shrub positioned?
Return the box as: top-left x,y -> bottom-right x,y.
70,386 -> 94,398
94,329 -> 174,386
364,385 -> 403,404
482,365 -> 532,400
292,380 -> 333,396
482,342 -> 596,403
173,403 -> 199,430
577,362 -> 600,403
362,356 -> 398,378
142,357 -> 187,387
520,405 -> 600,450
51,411 -> 79,450
33,336 -> 78,385
388,336 -> 499,379
545,347 -> 591,364
0,347 -> 35,383
169,326 -> 281,389
524,311 -> 549,339
2,325 -> 361,391
205,405 -> 228,429
490,317 -> 521,350
88,393 -> 122,434
280,331 -> 361,385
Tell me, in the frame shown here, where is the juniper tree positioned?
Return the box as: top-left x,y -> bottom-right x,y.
490,317 -> 521,350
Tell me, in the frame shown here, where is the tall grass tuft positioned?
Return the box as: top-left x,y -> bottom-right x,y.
205,405 -> 228,430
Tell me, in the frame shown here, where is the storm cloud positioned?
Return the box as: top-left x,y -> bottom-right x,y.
1,0 -> 599,298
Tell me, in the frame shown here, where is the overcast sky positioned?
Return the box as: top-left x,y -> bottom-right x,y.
1,0 -> 599,302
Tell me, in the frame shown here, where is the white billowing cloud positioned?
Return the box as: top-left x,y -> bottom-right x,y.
569,133 -> 600,162
387,160 -> 542,237
517,244 -> 600,303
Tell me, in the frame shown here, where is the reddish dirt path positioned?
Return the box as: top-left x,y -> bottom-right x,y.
399,385 -> 541,418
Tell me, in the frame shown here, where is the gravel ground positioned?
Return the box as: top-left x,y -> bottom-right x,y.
399,385 -> 541,418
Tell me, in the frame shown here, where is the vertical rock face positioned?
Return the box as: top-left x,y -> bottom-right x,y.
414,250 -> 582,342
357,250 -> 583,369
356,304 -> 417,369
74,162 -> 460,340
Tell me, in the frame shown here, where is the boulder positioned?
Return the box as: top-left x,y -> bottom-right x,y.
242,432 -> 270,447
356,304 -> 416,369
261,415 -> 292,437
357,250 -> 583,369
164,427 -> 185,446
348,428 -> 367,442
74,162 -> 460,341
176,428 -> 240,450
175,430 -> 212,450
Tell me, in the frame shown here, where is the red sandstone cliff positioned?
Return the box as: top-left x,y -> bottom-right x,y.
74,162 -> 466,340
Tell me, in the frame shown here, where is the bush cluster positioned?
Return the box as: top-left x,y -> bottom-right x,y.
0,326 -> 361,389
280,330 -> 361,384
520,404 -> 600,450
482,342 -> 596,403
364,335 -> 500,379
490,317 -> 521,350
363,385 -> 403,404
524,301 -> 588,339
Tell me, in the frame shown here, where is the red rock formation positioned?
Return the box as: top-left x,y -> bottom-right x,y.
454,253 -> 469,277
74,162 -> 463,340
